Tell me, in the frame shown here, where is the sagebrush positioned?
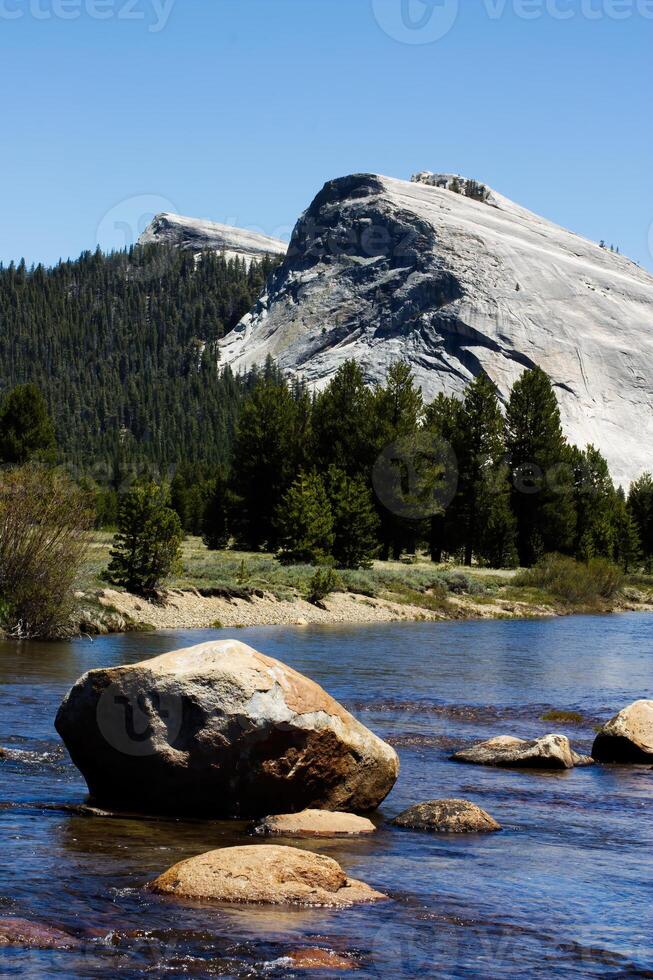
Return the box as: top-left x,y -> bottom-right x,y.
0,466 -> 93,638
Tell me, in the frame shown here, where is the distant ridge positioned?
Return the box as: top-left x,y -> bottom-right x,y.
138,212 -> 287,266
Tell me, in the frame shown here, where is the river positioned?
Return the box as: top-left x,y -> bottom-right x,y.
0,615 -> 651,977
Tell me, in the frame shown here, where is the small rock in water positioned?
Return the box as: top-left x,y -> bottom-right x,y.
149,844 -> 387,907
391,800 -> 501,833
250,809 -> 376,837
284,947 -> 357,969
0,917 -> 78,949
592,700 -> 653,763
451,734 -> 588,770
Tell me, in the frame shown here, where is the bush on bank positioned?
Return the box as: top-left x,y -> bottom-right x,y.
0,465 -> 93,638
515,554 -> 624,605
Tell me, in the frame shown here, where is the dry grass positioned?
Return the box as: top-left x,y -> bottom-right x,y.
78,533 -> 516,604
79,535 -> 645,624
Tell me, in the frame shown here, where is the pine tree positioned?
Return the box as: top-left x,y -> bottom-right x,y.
105,483 -> 183,596
454,374 -> 517,567
275,470 -> 334,566
372,362 -> 424,560
569,445 -> 616,560
202,475 -> 230,551
506,368 -> 576,566
229,377 -> 310,550
311,360 -> 376,479
422,393 -> 464,563
628,472 -> 653,570
327,466 -> 379,569
0,383 -> 56,464
611,488 -> 641,572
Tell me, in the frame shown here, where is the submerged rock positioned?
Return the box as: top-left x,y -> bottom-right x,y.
592,700 -> 653,763
0,917 -> 78,949
392,799 -> 501,833
251,809 -> 376,837
55,640 -> 398,818
149,845 -> 387,907
283,948 -> 357,970
451,734 -> 589,770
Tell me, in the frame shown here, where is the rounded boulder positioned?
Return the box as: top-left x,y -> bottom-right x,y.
451,734 -> 581,770
592,700 -> 653,763
149,844 -> 387,907
392,799 -> 501,833
251,809 -> 376,837
55,640 -> 399,817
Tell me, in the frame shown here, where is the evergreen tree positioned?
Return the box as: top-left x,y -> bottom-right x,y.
422,393 -> 464,563
454,374 -> 517,567
372,362 -> 424,560
0,383 -> 56,464
629,472 -> 653,570
229,376 -> 311,550
170,462 -> 212,535
275,470 -> 334,566
202,474 -> 230,551
327,466 -> 379,569
105,483 -> 183,596
569,445 -> 616,560
506,368 -> 576,566
311,360 -> 376,479
611,488 -> 641,572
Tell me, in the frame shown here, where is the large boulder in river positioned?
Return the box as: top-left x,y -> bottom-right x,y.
592,700 -> 653,763
392,799 -> 501,833
451,734 -> 590,770
55,640 -> 399,817
149,844 -> 387,907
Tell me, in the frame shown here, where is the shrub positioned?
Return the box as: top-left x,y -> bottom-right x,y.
515,554 -> 624,604
307,567 -> 342,605
105,483 -> 183,597
0,465 -> 93,638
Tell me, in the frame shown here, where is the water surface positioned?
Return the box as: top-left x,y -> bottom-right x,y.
0,615 -> 651,977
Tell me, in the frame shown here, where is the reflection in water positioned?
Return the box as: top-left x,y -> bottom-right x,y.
0,616 -> 652,977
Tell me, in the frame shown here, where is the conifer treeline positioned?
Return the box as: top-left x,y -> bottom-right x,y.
0,241 -> 651,571
0,244 -> 279,472
188,359 -> 651,571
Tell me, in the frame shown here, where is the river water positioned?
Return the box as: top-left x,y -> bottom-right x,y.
0,615 -> 651,978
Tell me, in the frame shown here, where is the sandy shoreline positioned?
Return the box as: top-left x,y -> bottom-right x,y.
78,585 -> 616,635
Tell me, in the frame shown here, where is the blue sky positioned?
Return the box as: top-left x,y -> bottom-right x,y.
1,0 -> 651,270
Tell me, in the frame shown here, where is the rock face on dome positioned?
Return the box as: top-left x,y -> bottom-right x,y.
219,172 -> 653,486
138,212 -> 286,265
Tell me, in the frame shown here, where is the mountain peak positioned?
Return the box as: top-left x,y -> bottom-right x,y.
219,171 -> 653,486
138,213 -> 287,265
